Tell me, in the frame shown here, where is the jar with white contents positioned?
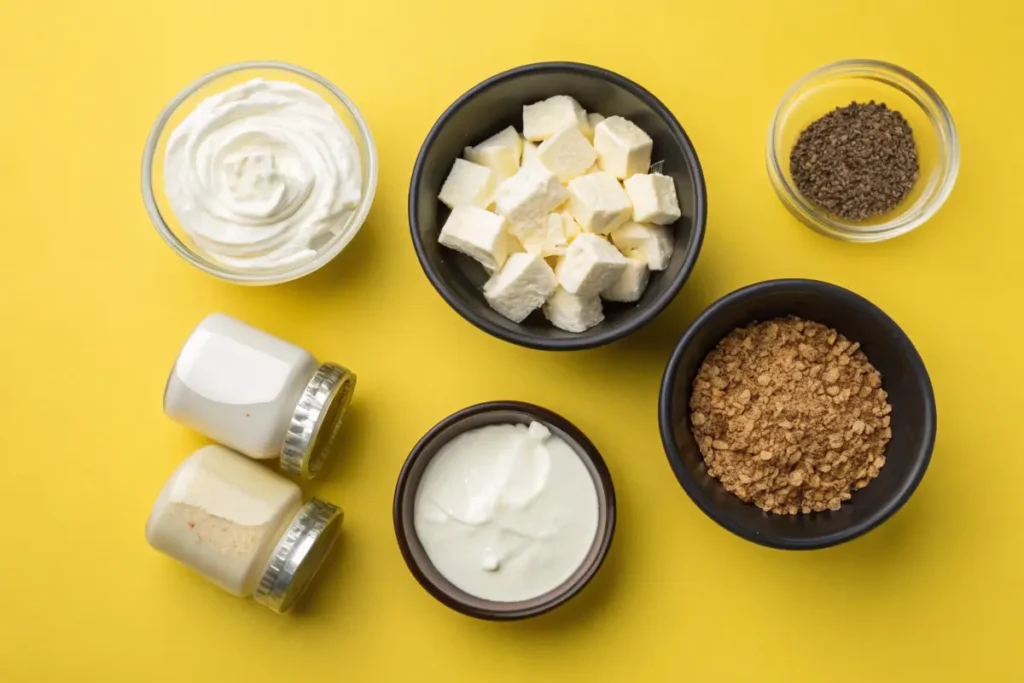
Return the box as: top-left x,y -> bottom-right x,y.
145,445 -> 342,613
164,313 -> 355,479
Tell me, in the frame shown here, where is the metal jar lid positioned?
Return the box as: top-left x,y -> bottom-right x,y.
281,362 -> 356,479
254,498 -> 343,614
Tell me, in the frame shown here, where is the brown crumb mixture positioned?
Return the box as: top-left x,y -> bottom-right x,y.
689,317 -> 892,515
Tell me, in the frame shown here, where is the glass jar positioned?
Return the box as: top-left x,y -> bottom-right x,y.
146,445 -> 343,613
164,313 -> 356,479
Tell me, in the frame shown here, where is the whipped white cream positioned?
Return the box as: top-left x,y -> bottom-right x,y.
164,78 -> 362,271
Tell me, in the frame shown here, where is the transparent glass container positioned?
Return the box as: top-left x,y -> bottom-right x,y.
142,60 -> 378,284
767,59 -> 959,242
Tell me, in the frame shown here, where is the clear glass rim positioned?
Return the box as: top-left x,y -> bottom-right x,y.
141,60 -> 379,285
766,59 -> 959,243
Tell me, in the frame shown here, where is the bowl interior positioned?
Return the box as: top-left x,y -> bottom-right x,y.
411,64 -> 705,348
394,402 -> 615,619
143,62 -> 377,284
661,280 -> 935,549
770,61 -> 958,240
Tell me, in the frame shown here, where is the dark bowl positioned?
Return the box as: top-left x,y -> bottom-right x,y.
393,401 -> 616,620
409,62 -> 707,351
658,279 -> 936,550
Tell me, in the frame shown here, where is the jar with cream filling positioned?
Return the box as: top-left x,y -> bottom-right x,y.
164,313 -> 355,478
145,445 -> 342,613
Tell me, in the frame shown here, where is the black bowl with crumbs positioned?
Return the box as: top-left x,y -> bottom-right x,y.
659,279 -> 936,550
409,62 -> 707,351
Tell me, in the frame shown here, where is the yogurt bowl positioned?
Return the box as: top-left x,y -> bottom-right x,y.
393,401 -> 616,620
142,61 -> 377,285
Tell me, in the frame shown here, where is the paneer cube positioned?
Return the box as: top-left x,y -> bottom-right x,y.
519,213 -> 569,257
521,139 -> 540,167
543,286 -> 605,333
494,164 -> 568,229
483,253 -> 558,323
623,173 -> 681,225
601,256 -> 650,302
438,206 -> 513,273
585,113 -> 605,141
593,116 -> 653,179
438,158 -> 497,209
555,233 -> 628,297
559,211 -> 583,242
610,221 -> 675,271
465,126 -> 522,179
536,125 -> 598,183
523,95 -> 588,141
566,171 -> 632,235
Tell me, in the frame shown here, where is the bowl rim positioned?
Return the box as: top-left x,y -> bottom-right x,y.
141,59 -> 379,285
657,278 -> 937,550
766,59 -> 960,243
408,61 -> 707,350
392,400 -> 617,620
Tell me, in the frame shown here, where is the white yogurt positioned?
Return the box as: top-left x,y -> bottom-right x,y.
164,78 -> 362,271
414,422 -> 599,602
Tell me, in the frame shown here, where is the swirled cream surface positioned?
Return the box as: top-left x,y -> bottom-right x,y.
164,79 -> 362,271
414,422 -> 599,602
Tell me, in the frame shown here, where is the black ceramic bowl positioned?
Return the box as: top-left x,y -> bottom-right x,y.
659,279 -> 936,550
393,401 -> 616,620
409,62 -> 707,350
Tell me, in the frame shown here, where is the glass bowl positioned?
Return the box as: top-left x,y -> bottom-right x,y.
142,61 -> 378,285
767,59 -> 958,242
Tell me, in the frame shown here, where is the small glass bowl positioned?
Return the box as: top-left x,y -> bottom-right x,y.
767,59 -> 959,242
142,61 -> 378,285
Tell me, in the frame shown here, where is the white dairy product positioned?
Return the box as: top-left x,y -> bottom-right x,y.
593,116 -> 654,179
439,158 -> 498,209
483,253 -> 558,323
585,113 -> 605,141
146,445 -> 343,612
494,164 -> 568,228
518,213 -> 568,257
601,255 -> 650,302
465,126 -> 522,179
610,221 -> 675,271
164,79 -> 363,271
555,233 -> 628,297
164,313 -> 355,477
146,445 -> 303,596
566,171 -> 633,234
522,95 -> 589,141
414,422 -> 599,602
544,286 -> 604,333
439,205 -> 512,272
623,173 -> 681,225
521,139 -> 540,167
536,125 -> 597,183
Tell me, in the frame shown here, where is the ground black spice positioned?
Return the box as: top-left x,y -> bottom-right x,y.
790,101 -> 919,221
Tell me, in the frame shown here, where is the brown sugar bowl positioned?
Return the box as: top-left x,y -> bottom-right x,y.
658,279 -> 936,550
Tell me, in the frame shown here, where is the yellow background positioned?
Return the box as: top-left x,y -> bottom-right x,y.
1,0 -> 1021,680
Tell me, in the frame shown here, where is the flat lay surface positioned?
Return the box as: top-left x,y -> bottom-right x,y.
0,0 -> 1020,681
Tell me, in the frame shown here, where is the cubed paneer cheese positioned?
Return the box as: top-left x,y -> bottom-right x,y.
438,205 -> 513,273
439,158 -> 498,209
594,116 -> 653,179
556,233 -> 628,297
559,211 -> 583,242
465,126 -> 522,179
494,164 -> 568,228
519,214 -> 569,257
521,139 -> 540,167
623,173 -> 681,225
483,252 -> 558,323
601,256 -> 649,302
610,221 -> 674,271
536,125 -> 598,183
543,286 -> 604,333
523,95 -> 588,141
585,113 -> 605,141
566,171 -> 632,234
